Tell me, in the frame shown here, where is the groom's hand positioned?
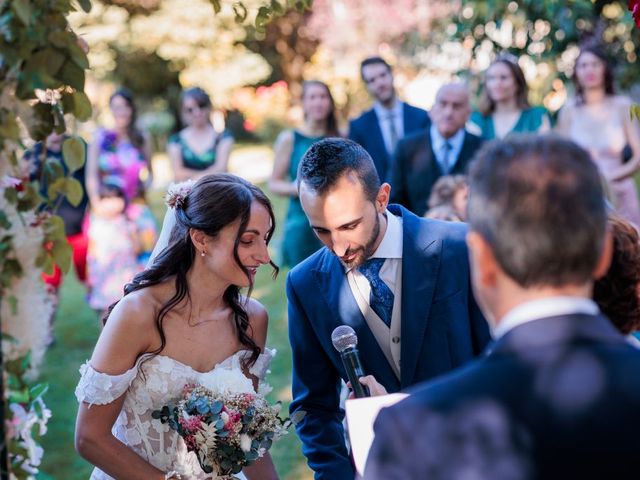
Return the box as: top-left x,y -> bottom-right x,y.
346,375 -> 388,398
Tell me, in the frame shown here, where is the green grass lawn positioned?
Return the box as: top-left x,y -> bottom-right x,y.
37,185 -> 312,480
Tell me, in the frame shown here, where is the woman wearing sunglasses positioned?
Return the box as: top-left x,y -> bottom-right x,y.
168,87 -> 235,182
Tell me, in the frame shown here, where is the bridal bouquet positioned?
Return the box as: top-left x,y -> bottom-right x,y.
152,384 -> 290,478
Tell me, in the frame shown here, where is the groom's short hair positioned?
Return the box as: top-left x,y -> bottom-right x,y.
467,134 -> 607,288
297,138 -> 380,202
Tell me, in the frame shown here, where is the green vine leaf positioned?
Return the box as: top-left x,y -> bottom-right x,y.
71,91 -> 92,121
29,383 -> 49,399
23,48 -> 66,78
62,136 -> 86,171
0,110 -> 20,140
56,59 -> 85,90
63,177 -> 84,206
210,0 -> 222,14
232,2 -> 248,22
11,0 -> 32,27
77,0 -> 92,14
51,238 -> 72,272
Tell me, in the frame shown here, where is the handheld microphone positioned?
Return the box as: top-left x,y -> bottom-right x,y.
331,325 -> 370,398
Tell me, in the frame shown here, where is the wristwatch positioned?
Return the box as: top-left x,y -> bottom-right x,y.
164,472 -> 182,480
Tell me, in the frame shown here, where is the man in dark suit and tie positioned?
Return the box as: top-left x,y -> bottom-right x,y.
287,138 -> 490,480
349,56 -> 430,183
366,135 -> 640,479
390,83 -> 483,216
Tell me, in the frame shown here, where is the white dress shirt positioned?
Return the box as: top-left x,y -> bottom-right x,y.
374,100 -> 405,155
430,125 -> 465,174
492,296 -> 600,340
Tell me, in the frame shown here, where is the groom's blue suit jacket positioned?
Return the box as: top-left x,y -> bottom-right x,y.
287,205 -> 491,480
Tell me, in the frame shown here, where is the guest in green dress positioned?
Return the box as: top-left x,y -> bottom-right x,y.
269,80 -> 340,267
469,55 -> 551,140
168,87 -> 234,181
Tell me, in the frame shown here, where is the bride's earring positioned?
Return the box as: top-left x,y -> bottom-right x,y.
201,250 -> 206,257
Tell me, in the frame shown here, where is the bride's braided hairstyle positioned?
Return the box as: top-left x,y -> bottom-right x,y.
103,173 -> 278,367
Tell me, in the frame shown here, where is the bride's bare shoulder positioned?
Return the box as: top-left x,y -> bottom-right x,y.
110,280 -> 177,328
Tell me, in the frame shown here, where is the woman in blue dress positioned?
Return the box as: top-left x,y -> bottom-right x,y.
470,55 -> 551,140
269,81 -> 340,267
168,87 -> 234,182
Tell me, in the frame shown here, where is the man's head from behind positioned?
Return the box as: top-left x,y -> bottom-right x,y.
431,83 -> 471,139
466,135 -> 610,325
297,138 -> 390,269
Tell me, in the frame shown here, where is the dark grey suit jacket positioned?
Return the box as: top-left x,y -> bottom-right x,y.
365,313 -> 640,479
390,128 -> 482,216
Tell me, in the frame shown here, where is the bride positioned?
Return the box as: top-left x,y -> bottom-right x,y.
75,174 -> 280,479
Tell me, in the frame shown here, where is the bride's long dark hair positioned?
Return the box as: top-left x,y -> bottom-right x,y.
104,174 -> 278,367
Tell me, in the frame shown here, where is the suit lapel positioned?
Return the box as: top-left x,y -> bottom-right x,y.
453,131 -> 476,173
389,206 -> 441,388
313,252 -> 400,391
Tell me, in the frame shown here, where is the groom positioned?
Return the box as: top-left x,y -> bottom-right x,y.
287,138 -> 490,479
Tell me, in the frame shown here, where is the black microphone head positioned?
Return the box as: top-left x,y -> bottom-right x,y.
331,325 -> 358,353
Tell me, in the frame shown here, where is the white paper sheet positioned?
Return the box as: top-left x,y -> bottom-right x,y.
345,393 -> 409,476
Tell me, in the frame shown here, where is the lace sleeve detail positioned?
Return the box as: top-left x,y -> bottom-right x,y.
248,348 -> 275,380
75,355 -> 147,407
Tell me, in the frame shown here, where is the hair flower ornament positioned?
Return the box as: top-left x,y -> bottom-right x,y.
165,179 -> 194,209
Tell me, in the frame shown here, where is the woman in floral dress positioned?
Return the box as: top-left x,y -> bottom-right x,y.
85,88 -> 157,316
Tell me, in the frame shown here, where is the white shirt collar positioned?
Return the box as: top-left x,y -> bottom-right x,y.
370,210 -> 403,260
430,125 -> 465,153
373,99 -> 403,119
492,296 -> 600,340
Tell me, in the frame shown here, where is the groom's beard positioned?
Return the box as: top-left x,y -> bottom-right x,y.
336,213 -> 380,270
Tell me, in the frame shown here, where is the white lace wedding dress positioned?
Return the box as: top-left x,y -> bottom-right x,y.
75,349 -> 275,479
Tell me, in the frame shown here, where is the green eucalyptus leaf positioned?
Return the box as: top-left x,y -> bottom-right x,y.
60,91 -> 74,114
25,102 -> 55,141
64,177 -> 84,206
62,136 -> 86,172
24,48 -> 66,77
11,0 -> 32,26
0,211 -> 11,229
8,389 -> 29,404
29,383 -> 49,399
232,2 -> 248,22
0,110 -> 20,140
47,214 -> 66,236
47,177 -> 66,200
67,40 -> 90,69
77,0 -> 92,13
209,0 -> 221,14
71,91 -> 92,121
270,0 -> 283,15
51,238 -> 72,273
8,295 -> 18,315
47,30 -> 69,48
57,59 -> 85,90
255,6 -> 271,31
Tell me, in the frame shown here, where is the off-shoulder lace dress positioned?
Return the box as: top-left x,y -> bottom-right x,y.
75,349 -> 274,479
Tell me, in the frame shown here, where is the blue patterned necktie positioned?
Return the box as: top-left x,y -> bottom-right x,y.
358,258 -> 395,327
